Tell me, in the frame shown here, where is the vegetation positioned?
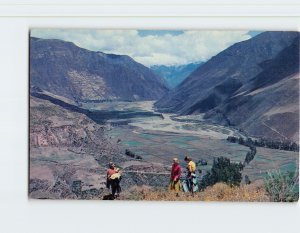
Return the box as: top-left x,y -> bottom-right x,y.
227,136 -> 299,152
244,146 -> 256,165
264,170 -> 299,202
125,149 -> 142,160
120,182 -> 269,201
200,157 -> 244,190
227,136 -> 257,165
196,159 -> 208,166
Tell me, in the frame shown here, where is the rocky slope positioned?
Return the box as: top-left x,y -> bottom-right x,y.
155,31 -> 299,141
30,37 -> 168,102
29,96 -> 169,199
150,62 -> 203,88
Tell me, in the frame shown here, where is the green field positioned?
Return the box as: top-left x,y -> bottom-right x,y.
243,147 -> 298,181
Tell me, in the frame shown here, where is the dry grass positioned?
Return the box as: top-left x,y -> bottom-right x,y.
120,182 -> 270,202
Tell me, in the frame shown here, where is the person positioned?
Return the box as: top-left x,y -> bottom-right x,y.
184,156 -> 198,195
106,162 -> 121,199
169,158 -> 181,196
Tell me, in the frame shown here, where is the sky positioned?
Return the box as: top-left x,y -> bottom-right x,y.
31,29 -> 262,67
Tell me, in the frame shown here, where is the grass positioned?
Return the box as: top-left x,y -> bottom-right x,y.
119,182 -> 269,202
122,140 -> 143,147
264,170 -> 299,202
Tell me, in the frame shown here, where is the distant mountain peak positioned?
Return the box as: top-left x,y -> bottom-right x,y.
150,62 -> 203,89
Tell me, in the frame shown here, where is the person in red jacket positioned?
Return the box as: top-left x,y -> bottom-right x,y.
169,158 -> 182,196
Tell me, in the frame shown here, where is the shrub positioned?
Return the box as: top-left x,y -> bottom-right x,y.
196,159 -> 208,166
227,136 -> 237,143
125,149 -> 135,158
200,156 -> 244,190
125,149 -> 142,160
264,170 -> 299,202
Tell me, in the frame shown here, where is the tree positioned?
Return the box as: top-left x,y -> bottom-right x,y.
125,149 -> 142,160
200,156 -> 244,190
227,136 -> 237,143
238,137 -> 245,145
244,146 -> 256,165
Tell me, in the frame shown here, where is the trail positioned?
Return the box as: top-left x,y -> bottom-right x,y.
262,122 -> 288,140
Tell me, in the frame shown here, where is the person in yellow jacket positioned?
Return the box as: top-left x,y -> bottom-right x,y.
184,156 -> 198,195
184,156 -> 196,175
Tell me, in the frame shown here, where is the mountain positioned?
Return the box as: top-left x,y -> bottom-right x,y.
30,37 -> 168,102
155,31 -> 299,141
150,62 -> 203,88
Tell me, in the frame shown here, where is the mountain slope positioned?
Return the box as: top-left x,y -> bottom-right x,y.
30,37 -> 168,102
30,95 -> 169,199
150,62 -> 202,88
205,37 -> 299,141
155,31 -> 299,141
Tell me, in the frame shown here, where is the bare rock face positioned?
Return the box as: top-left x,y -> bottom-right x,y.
155,31 -> 299,141
30,37 -> 168,102
30,96 -> 107,149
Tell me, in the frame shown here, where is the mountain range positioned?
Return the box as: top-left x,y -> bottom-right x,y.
150,62 -> 203,88
30,37 -> 168,102
155,31 -> 299,141
30,32 -> 299,141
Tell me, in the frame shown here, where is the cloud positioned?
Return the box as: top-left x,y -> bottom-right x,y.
31,29 -> 252,66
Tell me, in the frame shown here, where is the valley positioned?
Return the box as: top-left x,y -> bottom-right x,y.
82,100 -> 299,182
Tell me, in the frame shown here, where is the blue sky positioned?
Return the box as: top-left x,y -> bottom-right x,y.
31,29 -> 262,66
138,30 -> 184,37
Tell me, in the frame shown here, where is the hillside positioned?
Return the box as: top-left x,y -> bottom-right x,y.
155,31 -> 299,141
150,62 -> 202,88
29,95 -> 169,199
30,37 -> 168,102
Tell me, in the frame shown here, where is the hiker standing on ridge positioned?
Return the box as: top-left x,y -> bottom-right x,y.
184,156 -> 198,195
106,162 -> 122,199
169,158 -> 181,196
